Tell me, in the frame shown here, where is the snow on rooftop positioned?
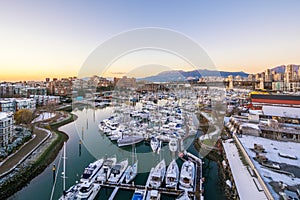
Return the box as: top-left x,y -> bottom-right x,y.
240,123 -> 260,130
249,109 -> 263,115
238,135 -> 300,199
223,139 -> 268,200
262,106 -> 300,119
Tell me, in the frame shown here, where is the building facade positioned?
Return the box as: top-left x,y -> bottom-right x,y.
0,112 -> 14,147
0,98 -> 36,113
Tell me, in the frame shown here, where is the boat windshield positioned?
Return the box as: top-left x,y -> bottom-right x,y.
183,177 -> 190,183
82,169 -> 92,179
151,176 -> 161,182
79,185 -> 92,193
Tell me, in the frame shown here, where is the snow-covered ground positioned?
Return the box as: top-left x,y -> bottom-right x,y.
32,112 -> 56,123
238,135 -> 300,198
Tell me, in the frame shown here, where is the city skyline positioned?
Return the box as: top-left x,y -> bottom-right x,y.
1,0 -> 300,81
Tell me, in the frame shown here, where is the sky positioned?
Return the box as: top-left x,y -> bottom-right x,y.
0,0 -> 300,81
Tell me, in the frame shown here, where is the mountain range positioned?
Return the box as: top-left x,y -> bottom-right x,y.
270,65 -> 300,74
139,69 -> 249,82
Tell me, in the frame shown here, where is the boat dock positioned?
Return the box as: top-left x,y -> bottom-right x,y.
97,151 -> 203,200
101,182 -> 188,196
108,167 -> 128,200
187,152 -> 204,200
181,151 -> 204,200
103,167 -> 185,197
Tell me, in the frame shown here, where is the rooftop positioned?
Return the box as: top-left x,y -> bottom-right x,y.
0,112 -> 9,120
223,139 -> 268,200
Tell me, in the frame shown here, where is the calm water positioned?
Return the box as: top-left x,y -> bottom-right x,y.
9,107 -> 226,200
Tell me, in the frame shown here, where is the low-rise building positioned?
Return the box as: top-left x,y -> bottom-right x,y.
0,98 -> 36,113
30,95 -> 60,106
0,112 -> 14,147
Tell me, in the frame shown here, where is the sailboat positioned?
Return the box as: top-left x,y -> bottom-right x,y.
96,156 -> 117,182
150,137 -> 161,154
108,159 -> 128,183
165,159 -> 179,188
149,159 -> 166,188
125,147 -> 138,183
179,160 -> 195,191
168,138 -> 178,152
59,143 -> 102,200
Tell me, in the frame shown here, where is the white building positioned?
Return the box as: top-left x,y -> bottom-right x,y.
30,95 -> 60,106
0,112 -> 14,147
0,98 -> 36,113
15,99 -> 36,111
0,100 -> 15,112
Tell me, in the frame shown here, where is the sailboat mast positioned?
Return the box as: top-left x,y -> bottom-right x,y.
63,142 -> 66,191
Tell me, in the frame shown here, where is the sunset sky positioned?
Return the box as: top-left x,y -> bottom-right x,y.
1,0 -> 300,81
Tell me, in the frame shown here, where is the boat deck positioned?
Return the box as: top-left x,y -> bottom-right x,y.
108,167 -> 128,200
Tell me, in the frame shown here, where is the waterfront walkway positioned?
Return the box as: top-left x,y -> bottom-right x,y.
0,127 -> 49,177
223,139 -> 268,200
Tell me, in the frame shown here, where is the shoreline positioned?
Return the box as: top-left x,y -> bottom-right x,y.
194,111 -> 229,200
0,112 -> 77,199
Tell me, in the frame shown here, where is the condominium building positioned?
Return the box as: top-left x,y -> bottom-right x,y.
0,98 -> 36,113
0,112 -> 14,147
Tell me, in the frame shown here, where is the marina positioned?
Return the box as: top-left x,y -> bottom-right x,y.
9,99 -> 227,200
59,93 -> 204,200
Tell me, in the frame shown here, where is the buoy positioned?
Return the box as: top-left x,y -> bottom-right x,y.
52,164 -> 56,183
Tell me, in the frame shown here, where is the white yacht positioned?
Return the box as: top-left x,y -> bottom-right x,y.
109,129 -> 123,141
125,160 -> 138,184
108,159 -> 128,183
168,138 -> 178,152
96,156 -> 117,182
59,183 -> 80,200
106,121 -> 119,130
98,121 -> 105,131
149,159 -> 166,188
117,135 -> 144,147
76,181 -> 101,200
179,160 -> 195,191
165,159 -> 179,188
150,137 -> 160,153
145,190 -> 161,200
80,158 -> 104,183
103,126 -> 112,135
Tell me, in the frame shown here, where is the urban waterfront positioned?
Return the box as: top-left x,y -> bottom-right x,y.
9,107 -> 226,200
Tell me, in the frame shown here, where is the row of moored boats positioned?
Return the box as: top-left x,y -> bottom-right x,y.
60,156 -> 195,200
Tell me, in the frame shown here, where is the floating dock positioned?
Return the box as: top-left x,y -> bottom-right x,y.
108,167 -> 128,200
98,151 -> 203,200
